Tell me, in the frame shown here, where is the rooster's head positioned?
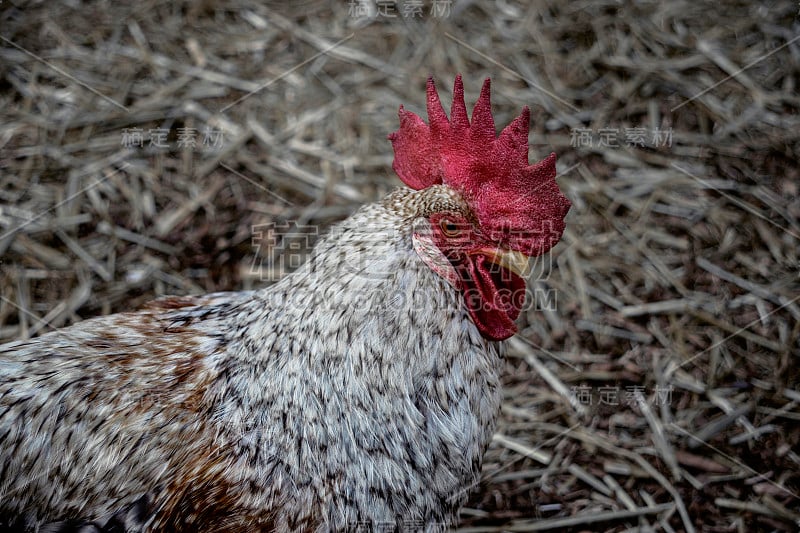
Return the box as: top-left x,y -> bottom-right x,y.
388,75 -> 571,341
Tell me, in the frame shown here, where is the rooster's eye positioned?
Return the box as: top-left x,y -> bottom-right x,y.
440,219 -> 460,237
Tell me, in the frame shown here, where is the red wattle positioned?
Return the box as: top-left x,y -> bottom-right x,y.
460,254 -> 527,341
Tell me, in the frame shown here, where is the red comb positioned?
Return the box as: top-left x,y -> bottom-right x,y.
388,75 -> 571,257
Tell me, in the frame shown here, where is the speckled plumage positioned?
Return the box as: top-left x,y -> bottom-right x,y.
0,76 -> 570,532
0,186 -> 502,532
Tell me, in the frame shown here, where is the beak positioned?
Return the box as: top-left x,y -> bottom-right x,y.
469,248 -> 532,278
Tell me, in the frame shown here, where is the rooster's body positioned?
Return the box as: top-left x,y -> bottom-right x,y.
0,76 -> 570,532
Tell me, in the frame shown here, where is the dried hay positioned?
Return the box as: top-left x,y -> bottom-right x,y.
1,0 -> 799,530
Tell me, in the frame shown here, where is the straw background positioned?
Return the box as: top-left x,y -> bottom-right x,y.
1,1 -> 799,530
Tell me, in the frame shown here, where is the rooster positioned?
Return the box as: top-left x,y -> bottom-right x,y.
0,75 -> 570,532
